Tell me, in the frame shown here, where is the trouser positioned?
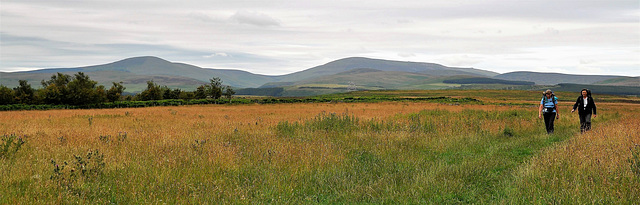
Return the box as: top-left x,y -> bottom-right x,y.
543,112 -> 556,134
579,113 -> 592,133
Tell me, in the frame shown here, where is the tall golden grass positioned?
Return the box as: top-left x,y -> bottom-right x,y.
0,95 -> 638,203
509,105 -> 640,203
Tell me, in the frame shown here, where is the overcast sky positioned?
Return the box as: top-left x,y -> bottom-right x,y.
1,0 -> 638,76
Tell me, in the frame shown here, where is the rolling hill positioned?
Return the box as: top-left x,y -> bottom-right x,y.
594,77 -> 640,87
494,71 -> 627,85
0,56 -> 497,93
263,68 -> 434,89
2,56 -> 277,89
274,57 -> 498,83
1,56 -> 637,96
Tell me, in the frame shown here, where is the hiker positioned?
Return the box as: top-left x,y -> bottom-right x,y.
539,89 -> 559,134
571,88 -> 597,133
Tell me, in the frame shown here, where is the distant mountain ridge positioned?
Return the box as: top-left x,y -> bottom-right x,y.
15,56 -> 276,88
1,56 -> 496,92
494,71 -> 628,85
1,56 -> 637,95
275,57 -> 498,83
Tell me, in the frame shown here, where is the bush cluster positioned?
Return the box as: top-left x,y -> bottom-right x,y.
0,72 -> 235,108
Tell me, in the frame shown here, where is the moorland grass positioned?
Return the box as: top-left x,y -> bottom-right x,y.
0,93 -> 638,204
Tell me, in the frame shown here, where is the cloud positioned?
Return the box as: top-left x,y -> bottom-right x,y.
229,11 -> 281,27
0,0 -> 638,76
398,53 -> 416,58
544,27 -> 560,35
435,55 -> 484,67
188,12 -> 218,23
204,53 -> 231,58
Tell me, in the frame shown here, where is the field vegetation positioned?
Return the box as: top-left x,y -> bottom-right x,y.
0,90 -> 638,203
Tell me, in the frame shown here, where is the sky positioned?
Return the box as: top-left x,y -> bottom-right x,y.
1,0 -> 639,76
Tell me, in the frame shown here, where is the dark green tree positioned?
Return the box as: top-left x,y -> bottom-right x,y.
106,82 -> 126,102
204,77 -> 224,99
179,91 -> 195,100
162,88 -> 182,100
14,80 -> 36,104
139,80 -> 163,101
195,85 -> 207,99
91,85 -> 108,104
223,85 -> 235,99
41,73 -> 71,87
40,73 -> 71,104
160,86 -> 182,100
0,85 -> 15,105
67,72 -> 103,105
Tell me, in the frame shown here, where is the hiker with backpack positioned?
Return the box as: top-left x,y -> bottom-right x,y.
571,88 -> 597,133
539,89 -> 560,134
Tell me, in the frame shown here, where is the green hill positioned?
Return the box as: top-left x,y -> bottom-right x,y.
553,83 -> 640,96
1,56 -> 499,93
78,56 -> 277,88
1,57 -> 278,92
275,57 -> 497,83
293,68 -> 433,89
443,77 -> 534,85
494,71 -> 624,85
1,57 -> 636,96
594,77 -> 640,86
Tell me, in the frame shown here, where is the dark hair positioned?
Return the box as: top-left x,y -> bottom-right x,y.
581,88 -> 592,97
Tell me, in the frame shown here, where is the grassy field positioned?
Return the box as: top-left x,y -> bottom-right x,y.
1,90 -> 638,204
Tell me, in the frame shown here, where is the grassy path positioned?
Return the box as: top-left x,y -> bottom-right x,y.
1,101 -> 638,204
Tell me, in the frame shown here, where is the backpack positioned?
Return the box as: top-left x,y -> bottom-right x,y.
542,92 -> 557,105
542,92 -> 557,113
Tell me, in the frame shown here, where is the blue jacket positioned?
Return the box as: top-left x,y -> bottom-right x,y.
541,96 -> 558,113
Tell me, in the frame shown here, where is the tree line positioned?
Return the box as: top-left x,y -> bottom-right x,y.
0,72 -> 235,105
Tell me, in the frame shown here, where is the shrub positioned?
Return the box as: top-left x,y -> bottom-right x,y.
98,132 -> 127,144
307,112 -> 359,133
50,149 -> 106,191
191,139 -> 207,154
0,134 -> 26,159
502,126 -> 515,137
276,121 -> 300,137
630,144 -> 640,177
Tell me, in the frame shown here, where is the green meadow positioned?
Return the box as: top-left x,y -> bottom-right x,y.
1,90 -> 638,204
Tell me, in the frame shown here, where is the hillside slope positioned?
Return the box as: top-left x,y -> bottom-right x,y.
594,77 -> 640,86
275,57 -> 498,83
495,71 -> 624,85
293,68 -> 437,89
79,56 -> 278,88
1,56 -> 500,92
2,57 -> 281,90
2,57 -> 636,96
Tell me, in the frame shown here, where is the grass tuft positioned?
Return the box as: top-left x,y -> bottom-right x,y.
0,134 -> 26,159
630,144 -> 640,177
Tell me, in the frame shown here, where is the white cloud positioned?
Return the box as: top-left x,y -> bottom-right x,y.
204,53 -> 231,58
0,0 -> 638,76
229,10 -> 281,27
398,53 -> 416,58
435,55 -> 484,67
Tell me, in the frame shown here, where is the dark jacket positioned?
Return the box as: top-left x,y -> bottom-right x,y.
572,96 -> 597,115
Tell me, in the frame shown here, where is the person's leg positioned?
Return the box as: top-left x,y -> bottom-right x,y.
548,112 -> 556,134
543,113 -> 550,133
579,114 -> 587,133
544,112 -> 556,134
584,113 -> 592,131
